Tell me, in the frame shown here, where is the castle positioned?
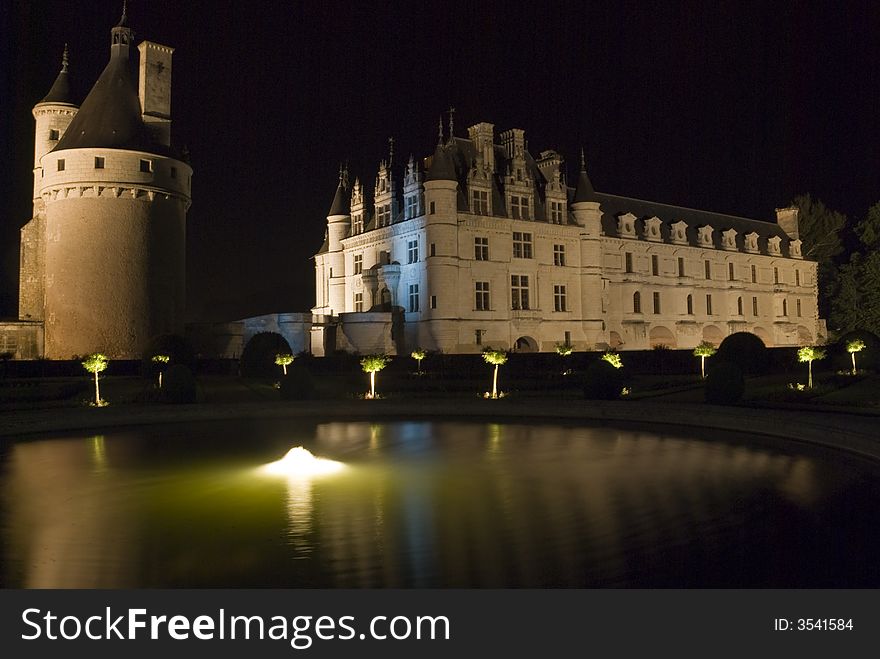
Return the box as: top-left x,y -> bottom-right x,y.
312,119 -> 826,355
8,7 -> 191,359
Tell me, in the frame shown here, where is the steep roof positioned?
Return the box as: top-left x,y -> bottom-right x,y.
572,152 -> 597,203
328,180 -> 349,216
52,40 -> 174,157
39,45 -> 75,106
425,141 -> 457,182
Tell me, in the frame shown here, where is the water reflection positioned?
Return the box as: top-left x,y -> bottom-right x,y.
2,420 -> 879,588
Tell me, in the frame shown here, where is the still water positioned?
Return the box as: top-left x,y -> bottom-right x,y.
2,419 -> 879,588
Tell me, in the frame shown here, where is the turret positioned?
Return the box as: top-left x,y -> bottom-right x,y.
324,168 -> 349,315
32,45 -> 78,198
570,150 -> 604,344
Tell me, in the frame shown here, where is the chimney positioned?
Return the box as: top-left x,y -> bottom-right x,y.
500,128 -> 525,160
775,207 -> 799,240
138,41 -> 174,146
467,122 -> 496,172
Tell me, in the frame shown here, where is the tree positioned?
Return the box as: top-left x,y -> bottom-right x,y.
360,354 -> 390,399
846,339 -> 866,375
151,354 -> 170,388
82,353 -> 109,406
790,194 -> 846,320
275,353 -> 294,376
797,346 -> 826,389
601,352 -> 622,369
482,349 -> 508,399
692,341 -> 717,379
555,343 -> 573,357
411,348 -> 426,374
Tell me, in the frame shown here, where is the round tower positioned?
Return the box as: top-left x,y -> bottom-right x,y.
325,169 -> 350,316
569,151 -> 605,347
38,10 -> 191,359
20,46 -> 80,324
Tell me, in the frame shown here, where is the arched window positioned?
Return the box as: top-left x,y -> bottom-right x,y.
633,291 -> 641,314
737,297 -> 743,315
782,299 -> 788,316
686,294 -> 693,315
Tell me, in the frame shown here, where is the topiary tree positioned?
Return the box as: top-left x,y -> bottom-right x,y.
141,334 -> 196,381
411,348 -> 427,374
151,354 -> 170,388
715,332 -> 767,375
798,346 -> 826,389
240,332 -> 293,378
275,352 -> 294,376
482,349 -> 508,399
601,351 -> 623,369
583,359 -> 625,400
846,339 -> 866,375
81,353 -> 108,406
693,341 -> 717,379
360,354 -> 390,399
704,362 -> 744,405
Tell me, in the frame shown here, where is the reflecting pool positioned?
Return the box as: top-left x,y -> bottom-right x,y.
2,419 -> 879,587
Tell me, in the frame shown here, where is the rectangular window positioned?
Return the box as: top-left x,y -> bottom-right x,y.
797,298 -> 802,317
354,293 -> 363,312
512,232 -> 533,259
49,129 -> 60,141
170,166 -> 177,179
405,195 -> 419,219
550,200 -> 564,224
706,294 -> 713,315
431,295 -> 437,309
140,159 -> 153,173
94,156 -> 105,169
352,213 -> 363,234
510,195 -> 530,220
430,243 -> 436,257
407,239 -> 419,264
475,329 -> 484,346
553,244 -> 566,266
564,331 -> 571,346
408,283 -> 420,313
774,267 -> 780,284
474,237 -> 489,261
553,285 -> 567,312
429,201 -> 436,215
728,262 -> 735,281
795,270 -> 800,286
472,189 -> 489,215
57,159 -> 65,172
751,264 -> 757,283
475,281 -> 490,311
651,254 -> 659,276
704,260 -> 711,279
678,257 -> 685,277
752,296 -> 758,316
353,254 -> 363,275
377,204 -> 391,227
686,294 -> 693,315
625,252 -> 633,273
653,291 -> 661,314
511,275 -> 530,310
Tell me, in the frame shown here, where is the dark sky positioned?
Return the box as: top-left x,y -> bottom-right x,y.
2,0 -> 878,321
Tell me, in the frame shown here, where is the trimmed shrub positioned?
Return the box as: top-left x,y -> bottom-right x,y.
162,364 -> 197,403
141,334 -> 196,380
583,359 -> 625,400
280,364 -> 317,400
715,332 -> 767,375
240,332 -> 293,378
704,362 -> 744,405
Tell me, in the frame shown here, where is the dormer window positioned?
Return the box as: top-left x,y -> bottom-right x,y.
472,189 -> 490,215
670,220 -> 688,245
745,232 -> 760,253
790,239 -> 803,258
768,236 -> 782,255
698,225 -> 714,246
644,217 -> 663,242
405,194 -> 422,219
377,204 -> 391,227
352,213 -> 363,234
617,213 -> 637,238
721,228 -> 738,250
549,200 -> 565,224
510,195 -> 530,220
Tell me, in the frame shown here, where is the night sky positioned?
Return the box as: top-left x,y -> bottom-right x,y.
2,0 -> 878,322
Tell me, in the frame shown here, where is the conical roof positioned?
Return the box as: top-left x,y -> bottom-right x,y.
39,45 -> 75,106
426,141 -> 457,182
572,150 -> 597,202
328,180 -> 349,216
52,31 -> 172,156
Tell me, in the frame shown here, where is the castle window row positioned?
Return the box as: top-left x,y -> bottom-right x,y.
51,155 -> 181,181
632,291 -> 804,318
622,250 -> 807,286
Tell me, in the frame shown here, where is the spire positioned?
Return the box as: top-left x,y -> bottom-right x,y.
572,147 -> 597,203
111,0 -> 134,57
118,0 -> 128,26
328,164 -> 350,216
39,44 -> 74,105
447,106 -> 456,144
437,116 -> 444,145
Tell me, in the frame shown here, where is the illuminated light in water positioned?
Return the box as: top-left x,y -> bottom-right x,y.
262,447 -> 345,477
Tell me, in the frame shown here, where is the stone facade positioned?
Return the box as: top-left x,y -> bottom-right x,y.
16,12 -> 191,359
313,120 -> 825,354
